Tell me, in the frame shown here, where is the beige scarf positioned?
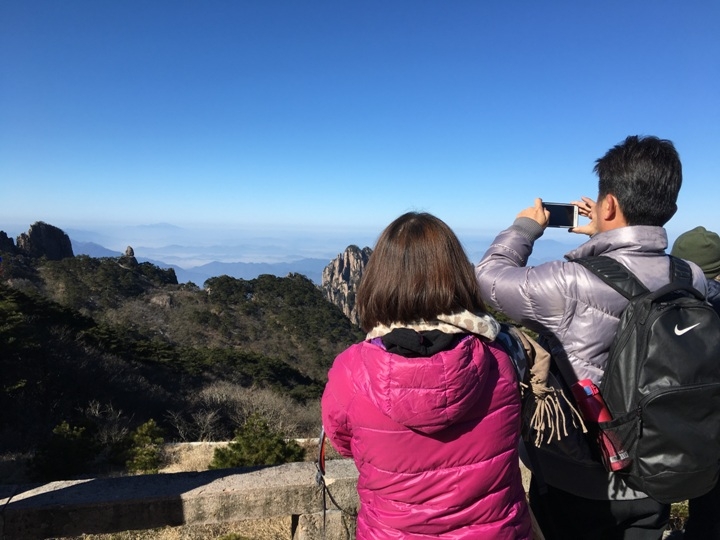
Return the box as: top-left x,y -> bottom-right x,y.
505,327 -> 587,446
366,309 -> 500,340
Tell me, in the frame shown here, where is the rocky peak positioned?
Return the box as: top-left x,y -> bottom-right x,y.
321,245 -> 372,326
0,231 -> 17,254
119,245 -> 138,267
16,222 -> 74,260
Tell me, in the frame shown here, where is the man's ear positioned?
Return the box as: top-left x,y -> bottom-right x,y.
594,193 -> 622,231
594,193 -> 614,222
601,193 -> 628,228
604,194 -> 619,220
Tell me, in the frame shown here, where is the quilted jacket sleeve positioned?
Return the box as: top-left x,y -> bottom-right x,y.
321,350 -> 354,458
475,218 -> 571,335
707,279 -> 720,315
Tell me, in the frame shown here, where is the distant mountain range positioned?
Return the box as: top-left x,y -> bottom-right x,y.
71,240 -> 330,286
72,233 -> 579,288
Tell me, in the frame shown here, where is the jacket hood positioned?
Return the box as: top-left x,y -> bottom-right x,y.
359,335 -> 490,435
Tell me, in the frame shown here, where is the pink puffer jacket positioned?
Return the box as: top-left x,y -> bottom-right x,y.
321,334 -> 531,539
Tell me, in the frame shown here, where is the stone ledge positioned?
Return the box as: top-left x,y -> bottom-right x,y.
0,460 -> 359,540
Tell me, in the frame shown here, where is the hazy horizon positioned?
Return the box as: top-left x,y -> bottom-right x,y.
2,218 -> 604,273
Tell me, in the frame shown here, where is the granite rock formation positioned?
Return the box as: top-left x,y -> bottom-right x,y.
321,245 -> 372,326
119,245 -> 139,267
16,222 -> 74,260
0,231 -> 17,254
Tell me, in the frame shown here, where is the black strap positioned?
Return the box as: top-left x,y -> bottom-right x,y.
669,255 -> 693,286
315,427 -> 357,536
573,256 -> 648,300
315,427 -> 327,538
573,255 -> 693,300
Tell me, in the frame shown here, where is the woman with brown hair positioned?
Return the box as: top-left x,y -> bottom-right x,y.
321,212 -> 531,539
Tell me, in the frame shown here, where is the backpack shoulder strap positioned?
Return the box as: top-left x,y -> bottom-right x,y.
669,255 -> 693,286
573,256 -> 649,300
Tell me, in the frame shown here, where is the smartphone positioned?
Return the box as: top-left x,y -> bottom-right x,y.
543,202 -> 578,228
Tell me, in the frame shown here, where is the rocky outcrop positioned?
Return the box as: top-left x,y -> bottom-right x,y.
119,245 -> 138,267
321,245 -> 372,326
0,231 -> 17,253
16,222 -> 74,260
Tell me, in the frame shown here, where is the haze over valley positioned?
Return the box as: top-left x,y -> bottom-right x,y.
56,222 -> 580,286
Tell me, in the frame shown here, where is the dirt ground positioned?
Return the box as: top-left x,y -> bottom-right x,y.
159,442 -> 229,473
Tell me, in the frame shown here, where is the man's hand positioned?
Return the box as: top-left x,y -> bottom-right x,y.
517,198 -> 549,229
570,196 -> 598,236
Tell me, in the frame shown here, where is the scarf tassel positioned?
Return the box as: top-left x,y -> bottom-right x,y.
527,378 -> 587,447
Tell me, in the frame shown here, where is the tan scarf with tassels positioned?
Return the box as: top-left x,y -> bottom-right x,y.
506,327 -> 587,446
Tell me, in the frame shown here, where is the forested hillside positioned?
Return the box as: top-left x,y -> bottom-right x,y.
0,249 -> 364,471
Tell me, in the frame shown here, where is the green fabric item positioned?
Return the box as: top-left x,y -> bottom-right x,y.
671,226 -> 720,279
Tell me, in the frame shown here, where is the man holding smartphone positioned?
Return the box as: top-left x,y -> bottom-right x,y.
475,135 -> 708,539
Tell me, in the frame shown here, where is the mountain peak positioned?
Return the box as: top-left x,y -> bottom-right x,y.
16,222 -> 74,260
321,245 -> 372,326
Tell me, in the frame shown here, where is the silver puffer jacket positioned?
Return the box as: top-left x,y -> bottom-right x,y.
476,218 -> 708,500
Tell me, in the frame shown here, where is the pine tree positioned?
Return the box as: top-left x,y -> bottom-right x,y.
126,419 -> 164,474
209,413 -> 305,469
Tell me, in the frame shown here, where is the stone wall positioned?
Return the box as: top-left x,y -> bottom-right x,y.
0,460 -> 358,540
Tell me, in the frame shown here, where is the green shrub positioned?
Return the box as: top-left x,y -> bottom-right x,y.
209,413 -> 305,469
126,419 -> 165,474
30,421 -> 98,481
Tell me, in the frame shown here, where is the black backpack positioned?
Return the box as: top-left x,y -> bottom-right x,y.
573,255 -> 720,503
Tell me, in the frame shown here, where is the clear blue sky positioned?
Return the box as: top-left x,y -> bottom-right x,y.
1,1 -> 719,248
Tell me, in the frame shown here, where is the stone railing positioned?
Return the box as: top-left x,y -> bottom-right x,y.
0,459 -> 359,540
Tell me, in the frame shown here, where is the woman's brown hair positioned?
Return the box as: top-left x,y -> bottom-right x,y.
357,212 -> 486,332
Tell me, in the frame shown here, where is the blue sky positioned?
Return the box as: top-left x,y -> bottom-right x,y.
1,1 -> 719,261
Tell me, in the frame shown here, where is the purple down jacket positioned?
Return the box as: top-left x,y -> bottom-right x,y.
321,335 -> 532,539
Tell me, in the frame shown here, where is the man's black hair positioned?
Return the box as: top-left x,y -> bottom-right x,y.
594,135 -> 682,226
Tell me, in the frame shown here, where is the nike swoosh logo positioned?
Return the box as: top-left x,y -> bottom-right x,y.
674,323 -> 701,336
